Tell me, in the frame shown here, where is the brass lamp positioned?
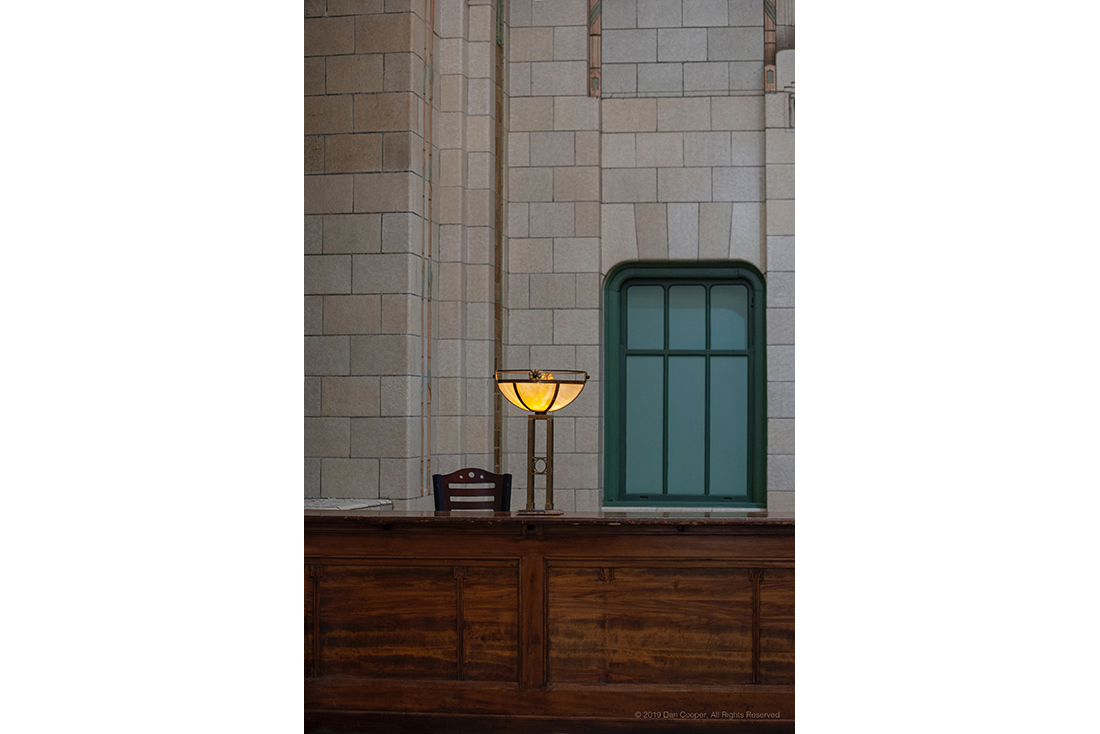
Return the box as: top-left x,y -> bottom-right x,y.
495,369 -> 588,515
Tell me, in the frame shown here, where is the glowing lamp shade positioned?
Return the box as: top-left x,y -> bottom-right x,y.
495,370 -> 587,414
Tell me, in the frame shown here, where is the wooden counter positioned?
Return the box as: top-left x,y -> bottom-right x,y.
305,511 -> 794,733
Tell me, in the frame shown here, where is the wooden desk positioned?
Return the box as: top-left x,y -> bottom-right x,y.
305,511 -> 794,733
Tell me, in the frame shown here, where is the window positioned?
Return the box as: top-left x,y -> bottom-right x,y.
604,262 -> 766,508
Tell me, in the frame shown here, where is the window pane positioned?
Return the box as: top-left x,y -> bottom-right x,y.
668,285 -> 706,350
710,285 -> 748,351
626,285 -> 664,349
709,356 -> 748,497
625,356 -> 664,496
666,357 -> 706,495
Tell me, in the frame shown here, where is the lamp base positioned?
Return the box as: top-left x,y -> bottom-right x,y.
516,508 -> 565,516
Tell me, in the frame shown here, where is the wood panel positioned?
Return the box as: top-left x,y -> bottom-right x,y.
304,566 -> 315,677
318,565 -> 457,679
462,566 -> 519,681
758,568 -> 795,685
548,566 -> 754,685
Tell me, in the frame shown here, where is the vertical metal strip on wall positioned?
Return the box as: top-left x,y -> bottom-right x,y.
420,0 -> 437,495
587,0 -> 601,97
493,0 -> 505,473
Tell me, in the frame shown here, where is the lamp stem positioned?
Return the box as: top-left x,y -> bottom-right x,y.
545,413 -> 554,510
526,413 -> 536,511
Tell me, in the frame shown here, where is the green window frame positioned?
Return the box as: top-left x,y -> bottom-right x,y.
604,262 -> 767,508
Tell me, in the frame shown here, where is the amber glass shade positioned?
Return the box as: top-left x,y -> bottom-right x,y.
495,370 -> 588,413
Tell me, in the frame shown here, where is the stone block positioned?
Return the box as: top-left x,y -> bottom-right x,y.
323,294 -> 381,334
682,0 -> 727,26
509,62 -> 532,97
601,63 -> 637,95
767,235 -> 795,272
635,203 -> 668,259
575,273 -> 601,309
353,172 -> 418,212
602,168 -> 657,202
350,334 -> 418,375
306,457 -> 321,498
765,92 -> 791,128
306,254 -> 353,294
508,273 -> 530,310
530,273 -> 577,309
729,61 -> 764,91
509,167 -> 554,202
712,166 -> 763,202
658,28 -> 707,62
730,131 -> 765,165
509,238 -> 554,273
324,133 -> 383,173
602,29 -> 658,64
602,133 -> 636,168
658,167 -> 711,202
306,174 -> 354,214
531,0 -> 587,26
683,61 -> 728,92
305,296 -> 324,337
306,95 -> 353,135
509,202 -> 530,238
326,54 -> 384,95
768,418 -> 796,455
355,12 -> 415,54
766,271 -> 795,308
766,199 -> 794,236
554,96 -> 600,131
306,336 -> 351,376
767,454 -> 795,493
638,63 -> 683,94
708,26 -> 763,61
468,42 -> 492,77
382,52 -> 423,93
382,131 -> 418,173
635,132 -> 684,167
468,3 -> 494,42
729,202 -> 763,265
766,163 -> 795,200
509,97 -> 554,132
572,201 -> 598,235
531,61 -> 588,96
602,0 -> 638,29
529,202 -> 575,238
767,345 -> 795,382
306,216 -> 324,257
638,0 -> 681,28
711,95 -> 764,131
529,131 -> 575,167
353,92 -> 416,132
553,238 -> 600,273
305,58 -> 325,96
575,131 -> 600,165
699,202 -> 732,259
381,375 -> 421,417
306,417 -> 350,457
766,128 -> 795,164
510,26 -> 554,62
508,132 -> 530,167
729,0 -> 765,26
323,214 -> 381,255
305,135 -> 324,175
328,0 -> 384,14
600,204 -> 639,273
554,309 -> 600,345
766,491 -> 795,513
684,131 -> 731,166
554,167 -> 600,202
767,380 -> 795,419
351,417 -> 413,458
352,252 -> 418,294
554,25 -> 588,61
667,203 -> 699,259
322,376 -> 381,416
306,16 -> 354,56
380,293 -> 418,334
656,97 -> 711,131
508,309 -> 554,345
766,307 -> 794,346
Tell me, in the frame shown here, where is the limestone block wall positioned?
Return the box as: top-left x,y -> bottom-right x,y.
304,0 -> 439,505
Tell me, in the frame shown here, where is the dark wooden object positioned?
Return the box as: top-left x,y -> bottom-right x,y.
433,468 -> 513,511
305,511 -> 794,732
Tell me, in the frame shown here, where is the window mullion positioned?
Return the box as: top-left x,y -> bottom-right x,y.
662,285 -> 669,498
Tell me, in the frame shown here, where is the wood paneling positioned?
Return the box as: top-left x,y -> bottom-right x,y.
305,511 -> 795,730
548,566 -> 753,685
